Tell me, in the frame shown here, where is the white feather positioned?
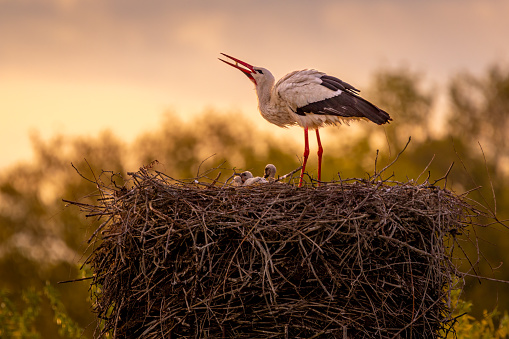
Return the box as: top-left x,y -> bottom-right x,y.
243,176 -> 268,186
251,68 -> 362,129
275,70 -> 340,108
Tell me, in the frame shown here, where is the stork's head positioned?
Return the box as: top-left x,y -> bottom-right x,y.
239,171 -> 254,183
219,53 -> 273,87
264,164 -> 277,179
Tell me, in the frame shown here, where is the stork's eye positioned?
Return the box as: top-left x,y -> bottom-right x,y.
256,69 -> 263,74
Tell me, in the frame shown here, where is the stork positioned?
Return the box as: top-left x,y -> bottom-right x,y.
219,53 -> 391,187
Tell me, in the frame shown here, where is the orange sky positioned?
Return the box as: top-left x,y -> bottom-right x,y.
1,0 -> 508,170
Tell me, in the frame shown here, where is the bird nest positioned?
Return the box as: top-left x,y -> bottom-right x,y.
68,165 -> 483,338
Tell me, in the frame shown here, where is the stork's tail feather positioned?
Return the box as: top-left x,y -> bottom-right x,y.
355,97 -> 392,125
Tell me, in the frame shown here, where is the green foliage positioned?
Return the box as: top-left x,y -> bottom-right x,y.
450,289 -> 509,338
0,288 -> 40,338
44,282 -> 85,338
0,283 -> 84,339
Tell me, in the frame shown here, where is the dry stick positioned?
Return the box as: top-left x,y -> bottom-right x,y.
374,136 -> 412,180
58,276 -> 94,284
415,154 -> 435,183
221,174 -> 237,188
71,161 -> 96,185
196,153 -> 217,177
196,164 -> 228,185
62,199 -> 101,210
432,161 -> 454,188
460,186 -> 483,197
86,214 -> 114,243
456,270 -> 509,283
373,149 -> 379,175
452,140 -> 496,218
390,296 -> 447,338
478,142 -> 497,216
83,158 -> 111,203
222,203 -> 275,291
275,166 -> 303,182
209,171 -> 222,187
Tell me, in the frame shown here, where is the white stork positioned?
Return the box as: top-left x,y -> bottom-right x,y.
219,53 -> 391,187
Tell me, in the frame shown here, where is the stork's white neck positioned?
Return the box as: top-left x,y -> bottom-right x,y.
255,79 -> 274,112
252,71 -> 294,128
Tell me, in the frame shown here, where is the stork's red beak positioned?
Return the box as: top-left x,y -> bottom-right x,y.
219,53 -> 257,85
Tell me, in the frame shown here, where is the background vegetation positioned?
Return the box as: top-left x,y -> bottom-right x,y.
1,64 -> 509,337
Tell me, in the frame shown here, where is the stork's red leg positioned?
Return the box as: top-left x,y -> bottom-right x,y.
299,127 -> 310,187
316,129 -> 323,186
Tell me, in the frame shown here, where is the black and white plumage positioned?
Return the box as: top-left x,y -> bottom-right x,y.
219,53 -> 391,187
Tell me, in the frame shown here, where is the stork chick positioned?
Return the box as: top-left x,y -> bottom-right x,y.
232,175 -> 243,186
240,171 -> 268,186
263,164 -> 277,182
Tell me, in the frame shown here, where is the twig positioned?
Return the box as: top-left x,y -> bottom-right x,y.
374,136 -> 411,179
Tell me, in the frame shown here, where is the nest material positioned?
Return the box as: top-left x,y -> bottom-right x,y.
71,168 -> 478,338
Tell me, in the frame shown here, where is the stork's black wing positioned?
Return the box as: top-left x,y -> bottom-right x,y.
296,75 -> 391,125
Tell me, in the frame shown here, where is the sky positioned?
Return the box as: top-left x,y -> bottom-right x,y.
1,0 -> 508,170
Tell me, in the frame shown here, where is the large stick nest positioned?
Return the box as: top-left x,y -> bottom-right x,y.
69,166 -> 483,338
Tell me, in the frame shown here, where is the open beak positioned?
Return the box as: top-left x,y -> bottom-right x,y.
219,53 -> 257,85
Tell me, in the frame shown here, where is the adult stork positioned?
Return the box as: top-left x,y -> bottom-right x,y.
219,53 -> 391,187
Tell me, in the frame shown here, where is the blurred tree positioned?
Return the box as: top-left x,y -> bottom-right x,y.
446,65 -> 509,318
449,64 -> 509,177
0,287 -> 41,338
0,131 -> 126,337
0,283 -> 85,338
369,67 -> 434,148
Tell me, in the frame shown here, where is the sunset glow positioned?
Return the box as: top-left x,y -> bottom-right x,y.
1,0 -> 508,169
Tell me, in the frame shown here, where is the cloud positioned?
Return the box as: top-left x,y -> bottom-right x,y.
320,1 -> 509,77
174,13 -> 229,53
